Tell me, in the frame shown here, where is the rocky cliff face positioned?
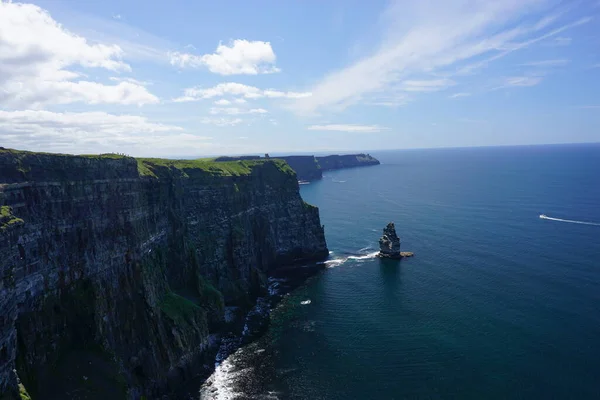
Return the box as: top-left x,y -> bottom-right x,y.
279,154 -> 380,181
378,222 -> 401,258
279,156 -> 322,181
0,149 -> 327,399
316,154 -> 380,172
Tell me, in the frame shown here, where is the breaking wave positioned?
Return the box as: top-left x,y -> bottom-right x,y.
539,214 -> 600,226
320,249 -> 379,268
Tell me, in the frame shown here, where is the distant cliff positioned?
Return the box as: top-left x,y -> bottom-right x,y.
0,149 -> 327,399
317,154 -> 379,173
278,156 -> 322,181
279,154 -> 380,181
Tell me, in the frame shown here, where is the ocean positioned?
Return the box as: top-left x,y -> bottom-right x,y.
201,143 -> 600,399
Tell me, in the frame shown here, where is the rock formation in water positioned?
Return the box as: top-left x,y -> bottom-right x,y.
0,148 -> 328,399
378,222 -> 413,259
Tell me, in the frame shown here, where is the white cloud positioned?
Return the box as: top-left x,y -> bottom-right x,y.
199,117 -> 244,126
0,110 -> 215,155
169,39 -> 280,75
401,79 -> 455,92
113,14 -> 122,20
233,98 -> 247,104
449,92 -> 471,98
307,124 -> 388,133
209,107 -> 268,115
214,99 -> 232,105
173,82 -> 311,102
1,81 -> 159,108
521,59 -> 569,67
287,1 -> 590,115
0,2 -> 158,108
109,76 -> 152,85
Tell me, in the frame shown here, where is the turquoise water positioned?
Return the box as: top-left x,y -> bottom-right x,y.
205,144 -> 600,399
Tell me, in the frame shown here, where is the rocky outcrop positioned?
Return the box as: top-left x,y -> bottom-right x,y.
0,148 -> 328,399
377,222 -> 413,259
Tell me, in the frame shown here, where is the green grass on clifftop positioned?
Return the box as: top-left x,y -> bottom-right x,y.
136,157 -> 294,178
0,147 -> 296,179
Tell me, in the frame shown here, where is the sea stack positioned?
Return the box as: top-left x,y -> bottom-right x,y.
378,222 -> 413,259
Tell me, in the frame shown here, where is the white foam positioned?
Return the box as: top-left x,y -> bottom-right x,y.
347,251 -> 380,261
300,300 -> 311,305
321,250 -> 380,268
540,214 -> 600,226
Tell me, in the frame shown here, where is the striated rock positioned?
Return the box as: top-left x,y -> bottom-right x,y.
377,222 -> 414,260
0,148 -> 328,399
378,222 -> 402,258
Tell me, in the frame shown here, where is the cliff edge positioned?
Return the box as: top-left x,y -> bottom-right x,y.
0,148 -> 328,399
279,153 -> 380,181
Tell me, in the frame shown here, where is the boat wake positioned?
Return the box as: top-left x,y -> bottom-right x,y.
539,214 -> 600,226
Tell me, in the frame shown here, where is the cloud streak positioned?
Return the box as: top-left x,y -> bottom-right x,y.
307,124 -> 388,133
287,1 -> 590,115
521,59 -> 570,67
173,83 -> 311,102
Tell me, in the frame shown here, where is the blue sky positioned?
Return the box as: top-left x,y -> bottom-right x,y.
0,0 -> 599,157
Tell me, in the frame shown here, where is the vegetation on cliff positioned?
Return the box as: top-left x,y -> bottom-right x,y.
159,292 -> 203,325
0,206 -> 23,231
136,157 -> 295,178
0,147 -> 327,399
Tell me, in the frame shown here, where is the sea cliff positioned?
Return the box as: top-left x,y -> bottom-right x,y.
280,154 -> 380,181
0,148 -> 328,399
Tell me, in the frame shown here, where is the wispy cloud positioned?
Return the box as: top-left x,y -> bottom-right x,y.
401,79 -> 455,92
173,83 -> 311,102
169,39 -> 280,75
449,92 -> 471,98
199,117 -> 244,126
307,124 -> 388,133
209,107 -> 268,115
497,76 -> 544,89
288,1 -> 590,115
521,59 -> 570,67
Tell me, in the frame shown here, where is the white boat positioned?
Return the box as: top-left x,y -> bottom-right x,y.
539,214 -> 548,219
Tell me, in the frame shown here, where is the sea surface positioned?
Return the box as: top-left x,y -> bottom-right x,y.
202,143 -> 600,400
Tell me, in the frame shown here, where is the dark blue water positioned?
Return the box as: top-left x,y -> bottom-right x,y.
204,144 -> 600,399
